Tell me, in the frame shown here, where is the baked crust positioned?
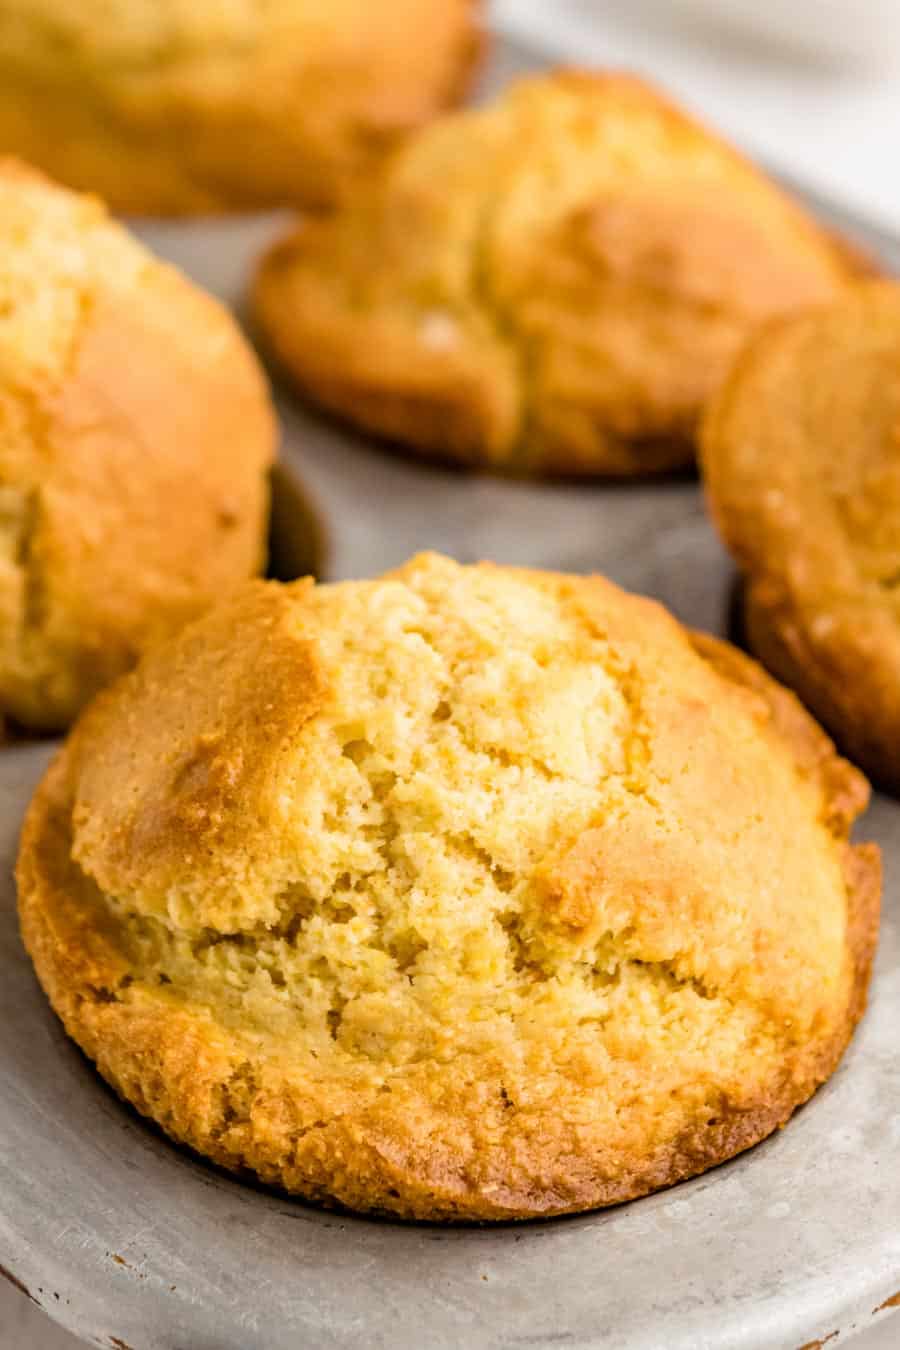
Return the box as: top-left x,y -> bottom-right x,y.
254,70 -> 861,478
701,280 -> 900,793
0,0 -> 483,215
0,159 -> 275,728
17,556 -> 880,1220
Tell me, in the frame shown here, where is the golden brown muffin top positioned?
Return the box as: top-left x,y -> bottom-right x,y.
0,159 -> 274,727
701,280 -> 900,787
0,0 -> 470,77
0,0 -> 482,213
255,71 -> 857,475
703,280 -> 900,608
22,554 -> 877,1218
0,158 -> 148,378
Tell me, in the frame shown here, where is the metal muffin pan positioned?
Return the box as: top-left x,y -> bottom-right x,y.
2,36 -> 900,1350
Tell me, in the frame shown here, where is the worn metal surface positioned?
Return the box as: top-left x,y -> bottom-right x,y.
1,37 -> 900,1350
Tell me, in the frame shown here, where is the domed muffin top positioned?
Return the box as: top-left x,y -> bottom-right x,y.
21,554 -> 878,1218
254,71 -> 861,475
0,0 -> 482,213
0,159 -> 274,728
701,280 -> 900,789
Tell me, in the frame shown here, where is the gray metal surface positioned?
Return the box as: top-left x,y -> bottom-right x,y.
2,38 -> 900,1350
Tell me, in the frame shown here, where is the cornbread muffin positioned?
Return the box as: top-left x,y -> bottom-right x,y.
18,554 -> 880,1220
702,281 -> 900,793
253,71 -> 862,477
0,160 -> 275,730
0,0 -> 482,215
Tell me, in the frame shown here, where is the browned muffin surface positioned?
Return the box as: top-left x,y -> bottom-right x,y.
255,71 -> 860,476
17,554 -> 879,1219
0,160 -> 275,728
702,280 -> 900,791
0,0 -> 483,214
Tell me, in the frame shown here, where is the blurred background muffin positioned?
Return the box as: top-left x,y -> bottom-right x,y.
0,0 -> 483,215
0,160 -> 275,730
702,281 -> 900,793
254,71 -> 863,478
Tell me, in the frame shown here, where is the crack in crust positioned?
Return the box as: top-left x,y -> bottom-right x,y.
16,556 -> 880,1220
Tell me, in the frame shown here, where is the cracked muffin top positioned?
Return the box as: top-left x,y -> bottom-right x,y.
0,159 -> 274,729
0,0 -> 482,214
253,71 -> 862,477
18,554 -> 880,1218
702,280 -> 900,792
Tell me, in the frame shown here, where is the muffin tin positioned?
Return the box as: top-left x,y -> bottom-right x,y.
1,36 -> 899,1350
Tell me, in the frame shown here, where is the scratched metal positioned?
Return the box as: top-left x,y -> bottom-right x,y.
1,37 -> 899,1350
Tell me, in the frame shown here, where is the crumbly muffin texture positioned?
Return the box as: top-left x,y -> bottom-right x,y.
0,0 -> 482,214
702,281 -> 900,792
0,160 -> 274,728
18,555 -> 879,1219
254,71 -> 860,477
